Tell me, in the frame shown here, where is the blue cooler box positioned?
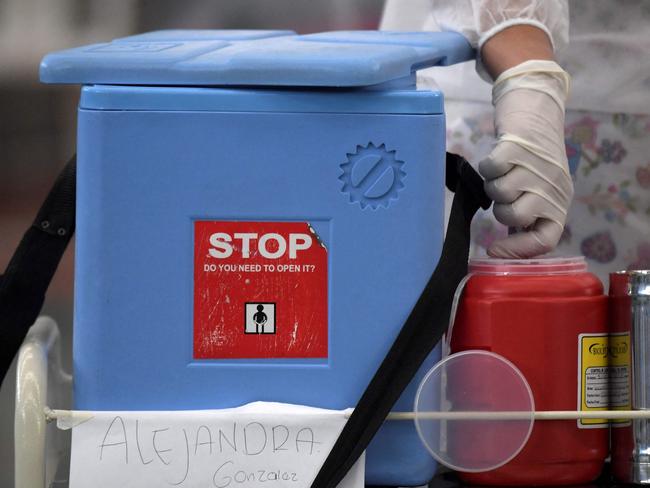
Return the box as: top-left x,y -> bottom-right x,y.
40,30 -> 473,486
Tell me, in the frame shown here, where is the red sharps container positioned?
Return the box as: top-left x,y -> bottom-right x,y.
450,257 -> 609,485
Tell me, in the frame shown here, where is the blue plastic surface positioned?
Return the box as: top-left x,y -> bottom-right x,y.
50,29 -> 460,485
40,29 -> 474,87
74,107 -> 445,485
80,84 -> 445,114
121,29 -> 296,41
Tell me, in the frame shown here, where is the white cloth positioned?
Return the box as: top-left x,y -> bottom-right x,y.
63,402 -> 365,488
381,0 -> 650,116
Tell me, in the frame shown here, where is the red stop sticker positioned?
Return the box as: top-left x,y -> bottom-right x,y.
194,221 -> 328,359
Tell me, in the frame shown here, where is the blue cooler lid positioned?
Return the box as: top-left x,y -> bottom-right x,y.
40,29 -> 474,87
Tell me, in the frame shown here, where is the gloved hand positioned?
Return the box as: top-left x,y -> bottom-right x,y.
479,60 -> 572,259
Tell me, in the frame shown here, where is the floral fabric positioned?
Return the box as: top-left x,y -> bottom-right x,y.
444,100 -> 650,285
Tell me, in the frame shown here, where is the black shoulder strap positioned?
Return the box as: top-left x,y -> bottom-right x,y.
310,153 -> 491,488
0,155 -> 76,384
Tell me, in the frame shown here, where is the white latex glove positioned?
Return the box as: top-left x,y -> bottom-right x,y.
479,59 -> 572,259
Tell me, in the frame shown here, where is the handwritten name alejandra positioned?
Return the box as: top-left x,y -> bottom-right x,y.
98,416 -> 321,486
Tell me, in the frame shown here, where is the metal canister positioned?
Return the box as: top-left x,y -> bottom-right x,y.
611,270 -> 650,484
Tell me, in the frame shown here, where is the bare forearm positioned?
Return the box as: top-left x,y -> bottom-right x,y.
481,25 -> 554,80
478,24 -> 571,259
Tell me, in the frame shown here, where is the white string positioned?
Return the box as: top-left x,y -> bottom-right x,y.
385,410 -> 647,421
45,406 -> 646,423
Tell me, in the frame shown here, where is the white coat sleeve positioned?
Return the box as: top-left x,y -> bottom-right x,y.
429,0 -> 569,80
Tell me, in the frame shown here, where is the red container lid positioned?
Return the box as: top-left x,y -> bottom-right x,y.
469,256 -> 588,276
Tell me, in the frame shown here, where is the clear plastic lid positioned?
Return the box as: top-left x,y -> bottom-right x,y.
469,256 -> 587,276
414,350 -> 535,472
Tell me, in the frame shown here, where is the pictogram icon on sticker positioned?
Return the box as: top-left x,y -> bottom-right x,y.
245,303 -> 276,334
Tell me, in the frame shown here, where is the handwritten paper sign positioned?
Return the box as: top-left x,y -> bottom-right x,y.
64,402 -> 364,488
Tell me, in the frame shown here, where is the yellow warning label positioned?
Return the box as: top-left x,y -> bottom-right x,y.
578,334 -> 608,427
